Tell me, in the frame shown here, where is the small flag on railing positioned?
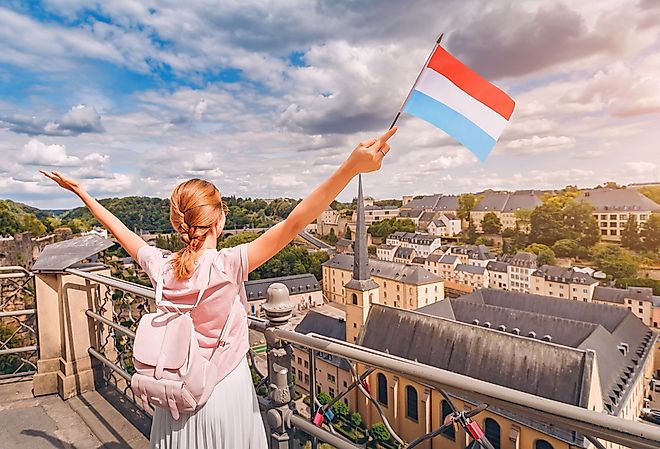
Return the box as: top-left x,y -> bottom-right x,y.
400,43 -> 515,161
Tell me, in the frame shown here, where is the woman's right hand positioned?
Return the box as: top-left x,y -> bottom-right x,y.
40,170 -> 84,195
343,126 -> 397,175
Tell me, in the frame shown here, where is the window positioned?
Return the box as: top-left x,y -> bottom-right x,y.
329,387 -> 335,397
298,369 -> 303,380
327,374 -> 336,383
484,418 -> 501,449
297,357 -> 302,364
304,373 -> 309,384
352,293 -> 358,305
610,214 -> 617,220
304,360 -> 309,368
406,386 -> 418,421
377,373 -> 388,406
440,401 -> 455,440
343,381 -> 347,388
535,440 -> 554,449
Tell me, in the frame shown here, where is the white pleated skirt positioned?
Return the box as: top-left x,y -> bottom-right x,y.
149,357 -> 268,449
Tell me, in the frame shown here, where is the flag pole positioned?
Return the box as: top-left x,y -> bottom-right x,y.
388,33 -> 444,130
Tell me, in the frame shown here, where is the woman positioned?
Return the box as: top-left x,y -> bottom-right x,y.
41,126 -> 396,448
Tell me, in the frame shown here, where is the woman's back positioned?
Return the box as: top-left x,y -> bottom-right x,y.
137,243 -> 251,383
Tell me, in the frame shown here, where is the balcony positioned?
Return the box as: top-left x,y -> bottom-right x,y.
1,254 -> 660,449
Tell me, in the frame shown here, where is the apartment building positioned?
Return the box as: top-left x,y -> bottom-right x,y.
486,260 -> 509,290
577,188 -> 660,242
445,244 -> 495,267
386,232 -> 442,257
426,213 -> 462,237
244,273 -> 323,317
471,191 -> 543,232
501,252 -> 538,293
531,265 -> 598,302
592,286 -> 660,329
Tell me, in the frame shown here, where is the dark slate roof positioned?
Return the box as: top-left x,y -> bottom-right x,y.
411,256 -> 426,265
417,288 -> 656,415
439,254 -> 459,264
245,274 -> 320,301
399,209 -> 424,219
394,247 -> 415,258
404,194 -> 442,210
593,286 -> 654,304
473,193 -> 509,212
434,195 -> 460,211
419,211 -> 436,222
442,213 -> 459,220
486,261 -> 508,273
502,193 -> 543,212
430,219 -> 446,227
336,238 -> 352,248
531,265 -> 598,285
295,310 -> 350,371
364,205 -> 398,211
500,251 -> 537,268
455,263 -> 486,275
323,254 -> 442,285
449,244 -> 493,261
377,243 -> 396,250
359,304 -> 591,406
577,188 -> 660,213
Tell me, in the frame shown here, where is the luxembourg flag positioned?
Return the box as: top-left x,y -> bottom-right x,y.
401,45 -> 515,161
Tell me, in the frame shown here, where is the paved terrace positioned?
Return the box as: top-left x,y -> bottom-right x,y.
0,377 -> 148,449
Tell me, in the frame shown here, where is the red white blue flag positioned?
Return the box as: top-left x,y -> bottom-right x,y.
402,45 -> 515,161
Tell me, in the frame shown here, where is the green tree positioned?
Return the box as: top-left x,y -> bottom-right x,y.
552,239 -> 586,258
641,213 -> 660,251
563,200 -> 600,247
592,244 -> 639,280
367,218 -> 415,239
0,201 -> 22,236
463,219 -> 478,244
344,226 -> 352,240
331,400 -> 350,420
620,215 -> 642,250
326,228 -> 338,245
41,216 -> 63,233
218,231 -> 260,249
372,423 -> 391,443
351,412 -> 362,427
525,243 -> 556,266
457,193 -> 481,221
638,186 -> 660,204
317,392 -> 332,405
529,203 -> 564,245
19,214 -> 46,236
513,209 -> 532,230
481,212 -> 502,234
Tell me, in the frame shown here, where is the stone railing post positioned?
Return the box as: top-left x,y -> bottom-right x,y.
33,267 -> 116,399
262,283 -> 295,449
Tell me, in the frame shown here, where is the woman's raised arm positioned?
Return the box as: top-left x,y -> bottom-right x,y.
40,171 -> 147,260
246,127 -> 397,272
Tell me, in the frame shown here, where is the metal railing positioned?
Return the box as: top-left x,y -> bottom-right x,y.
0,266 -> 38,379
65,267 -> 660,449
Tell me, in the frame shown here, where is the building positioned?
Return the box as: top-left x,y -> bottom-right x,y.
577,188 -> 660,242
501,252 -> 538,293
592,286 -> 660,329
445,244 -> 494,267
386,232 -> 442,257
400,194 -> 443,211
375,243 -> 397,261
335,238 -> 353,254
426,213 -> 462,237
487,260 -> 509,290
353,204 -> 400,226
245,273 -> 323,316
531,265 -> 599,302
355,289 -> 657,449
454,263 -> 489,290
393,246 -> 416,264
398,209 -> 425,225
471,191 -> 542,232
290,308 -> 356,409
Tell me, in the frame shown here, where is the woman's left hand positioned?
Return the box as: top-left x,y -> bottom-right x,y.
40,170 -> 83,195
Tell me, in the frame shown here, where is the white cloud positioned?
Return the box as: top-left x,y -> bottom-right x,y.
20,139 -> 80,166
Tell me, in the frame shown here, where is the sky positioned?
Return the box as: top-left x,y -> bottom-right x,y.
1,0 -> 659,209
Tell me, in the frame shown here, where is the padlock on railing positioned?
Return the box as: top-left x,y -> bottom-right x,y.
313,406 -> 325,426
466,420 -> 485,440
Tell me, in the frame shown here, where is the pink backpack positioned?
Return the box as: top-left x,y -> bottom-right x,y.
131,256 -> 237,420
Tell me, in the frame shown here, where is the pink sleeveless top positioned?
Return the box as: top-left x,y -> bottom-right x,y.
136,244 -> 250,383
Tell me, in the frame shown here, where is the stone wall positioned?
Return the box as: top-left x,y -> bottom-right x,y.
0,228 -> 73,268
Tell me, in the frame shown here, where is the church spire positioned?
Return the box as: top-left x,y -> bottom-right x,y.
353,174 -> 369,280
345,174 -> 379,291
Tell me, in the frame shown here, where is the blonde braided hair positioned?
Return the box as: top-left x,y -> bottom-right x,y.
169,179 -> 228,279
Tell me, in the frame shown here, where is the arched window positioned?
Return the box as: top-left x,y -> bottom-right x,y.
535,440 -> 554,449
377,373 -> 388,406
369,293 -> 373,303
406,386 -> 418,421
352,293 -> 358,305
441,400 -> 455,440
484,418 -> 501,449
